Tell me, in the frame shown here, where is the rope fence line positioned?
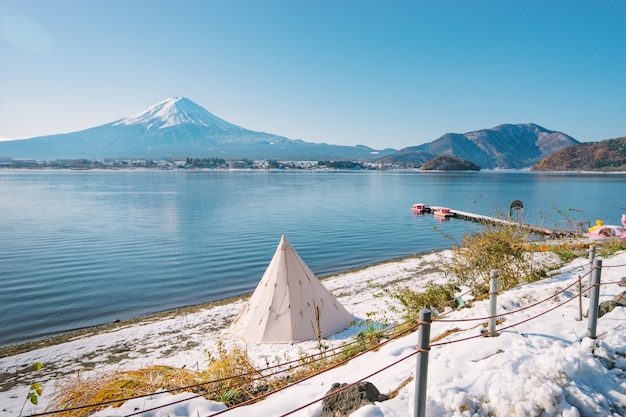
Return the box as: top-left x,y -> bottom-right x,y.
34,275 -> 617,417
276,258 -> 620,414
262,263 -> 624,417
201,323 -> 423,417
26,320 -> 420,417
432,286 -> 584,348
27,258 -> 625,417
27,320 -> 421,417
433,270 -> 589,323
244,275 -> 613,417
433,257 -> 596,322
222,272 -> 621,416
34,273 -> 620,417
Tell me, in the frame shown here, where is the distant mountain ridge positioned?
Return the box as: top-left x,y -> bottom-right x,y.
0,97 -> 396,161
378,123 -> 579,169
0,99 -> 589,167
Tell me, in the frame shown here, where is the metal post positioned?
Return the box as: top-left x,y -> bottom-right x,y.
489,270 -> 498,336
587,259 -> 602,339
414,309 -> 431,417
585,245 -> 596,298
589,245 -> 596,263
577,275 -> 583,321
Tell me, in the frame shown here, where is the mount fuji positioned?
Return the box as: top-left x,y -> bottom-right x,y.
0,97 -> 396,161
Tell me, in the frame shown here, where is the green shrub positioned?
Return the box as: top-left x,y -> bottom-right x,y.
388,225 -> 556,321
387,282 -> 458,321
442,226 -> 544,298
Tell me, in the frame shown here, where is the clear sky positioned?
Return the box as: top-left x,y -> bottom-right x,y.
1,1 -> 624,149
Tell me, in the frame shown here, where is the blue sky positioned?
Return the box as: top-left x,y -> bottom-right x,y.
1,1 -> 624,149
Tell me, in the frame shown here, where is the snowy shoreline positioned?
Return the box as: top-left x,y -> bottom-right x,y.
1,252 -> 444,415
3,249 -> 626,417
0,253 -> 424,358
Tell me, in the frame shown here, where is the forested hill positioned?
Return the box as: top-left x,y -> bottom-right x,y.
420,155 -> 480,171
532,136 -> 626,172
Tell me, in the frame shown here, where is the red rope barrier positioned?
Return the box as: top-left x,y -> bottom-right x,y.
29,260 -> 625,417
204,326 -> 418,417
434,272 -> 586,323
432,289 -> 582,348
27,321 -> 419,417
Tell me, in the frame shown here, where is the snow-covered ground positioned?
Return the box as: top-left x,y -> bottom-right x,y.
2,250 -> 625,417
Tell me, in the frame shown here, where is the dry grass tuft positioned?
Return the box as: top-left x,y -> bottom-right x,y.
203,336 -> 262,405
49,365 -> 205,417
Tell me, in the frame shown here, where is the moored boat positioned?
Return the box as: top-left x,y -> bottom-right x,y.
411,203 -> 430,214
587,214 -> 626,240
433,207 -> 454,219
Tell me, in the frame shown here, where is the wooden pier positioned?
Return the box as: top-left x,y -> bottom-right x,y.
428,206 -> 578,237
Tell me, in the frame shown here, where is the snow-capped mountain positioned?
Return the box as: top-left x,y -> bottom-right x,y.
113,97 -> 241,131
0,97 -> 396,161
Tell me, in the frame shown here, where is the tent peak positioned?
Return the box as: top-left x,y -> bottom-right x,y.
278,235 -> 291,249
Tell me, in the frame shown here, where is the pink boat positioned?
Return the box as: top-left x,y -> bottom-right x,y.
411,203 -> 431,214
433,207 -> 454,219
587,214 -> 626,240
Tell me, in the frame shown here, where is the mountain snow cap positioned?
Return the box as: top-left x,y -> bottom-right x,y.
114,97 -> 237,130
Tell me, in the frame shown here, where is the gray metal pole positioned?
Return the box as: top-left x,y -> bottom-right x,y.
587,258 -> 602,339
414,309 -> 431,417
577,275 -> 583,321
489,270 -> 499,336
589,245 -> 596,263
585,245 -> 596,298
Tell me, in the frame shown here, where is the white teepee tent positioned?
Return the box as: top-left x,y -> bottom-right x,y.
229,236 -> 354,343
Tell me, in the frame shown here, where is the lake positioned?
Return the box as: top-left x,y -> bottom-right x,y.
1,170 -> 624,348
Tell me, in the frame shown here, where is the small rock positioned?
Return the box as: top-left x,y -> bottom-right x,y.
320,381 -> 388,417
598,291 -> 626,318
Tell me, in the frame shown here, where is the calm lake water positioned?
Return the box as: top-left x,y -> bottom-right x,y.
1,170 -> 625,348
